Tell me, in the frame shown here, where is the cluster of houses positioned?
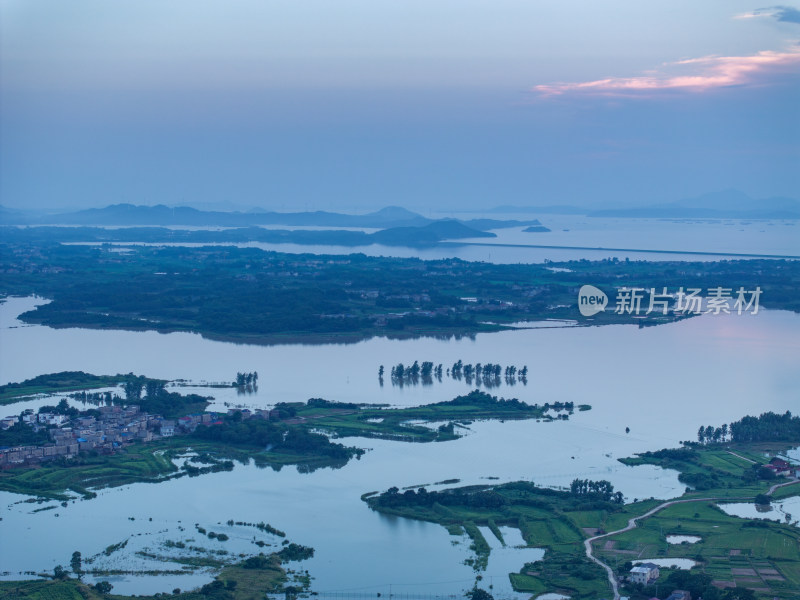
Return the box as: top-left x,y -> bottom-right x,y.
0,404 -> 290,468
763,457 -> 800,478
1,405 -> 178,467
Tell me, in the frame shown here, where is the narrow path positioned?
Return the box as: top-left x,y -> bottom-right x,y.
727,450 -> 757,464
583,497 -> 720,600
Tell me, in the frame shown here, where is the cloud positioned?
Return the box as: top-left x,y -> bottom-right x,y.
532,47 -> 800,97
734,6 -> 800,24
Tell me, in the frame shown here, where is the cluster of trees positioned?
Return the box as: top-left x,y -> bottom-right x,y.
381,360 -> 529,388
729,411 -> 800,443
276,543 -> 315,562
191,415 -> 363,461
569,479 -> 624,504
697,412 -> 800,444
430,390 -> 572,415
234,371 -> 258,386
386,361 -> 442,385
0,421 -> 51,447
241,553 -> 274,570
234,371 -> 258,395
306,398 -> 361,410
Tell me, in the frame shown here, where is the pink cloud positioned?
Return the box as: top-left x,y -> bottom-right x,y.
533,47 -> 800,97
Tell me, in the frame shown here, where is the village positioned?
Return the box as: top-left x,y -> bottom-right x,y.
0,402 -> 283,468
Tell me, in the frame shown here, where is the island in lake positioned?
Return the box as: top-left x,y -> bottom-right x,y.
0,380 -> 582,499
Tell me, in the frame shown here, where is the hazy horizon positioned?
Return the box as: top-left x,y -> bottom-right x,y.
2,1 -> 799,212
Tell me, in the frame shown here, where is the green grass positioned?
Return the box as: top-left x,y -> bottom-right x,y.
0,437 -> 347,500
594,499 -> 800,598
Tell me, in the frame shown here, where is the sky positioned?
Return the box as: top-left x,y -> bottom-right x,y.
1,1 -> 799,212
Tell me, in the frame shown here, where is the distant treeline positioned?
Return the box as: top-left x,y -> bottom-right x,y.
370,478 -> 625,514
695,411 -> 800,444
4,243 -> 800,347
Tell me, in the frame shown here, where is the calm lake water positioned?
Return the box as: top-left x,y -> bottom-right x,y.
719,496 -> 800,526
1,296 -> 799,596
665,535 -> 701,544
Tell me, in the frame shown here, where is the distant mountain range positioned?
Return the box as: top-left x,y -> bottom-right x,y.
0,203 -> 543,231
0,204 -> 560,246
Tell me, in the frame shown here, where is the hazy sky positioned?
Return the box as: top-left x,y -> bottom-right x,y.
1,1 -> 798,211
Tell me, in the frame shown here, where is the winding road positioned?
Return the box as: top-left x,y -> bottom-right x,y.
767,478 -> 800,496
583,479 -> 800,600
583,497 -> 721,600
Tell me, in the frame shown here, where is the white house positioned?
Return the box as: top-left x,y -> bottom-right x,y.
629,562 -> 660,585
38,413 -> 68,426
160,420 -> 176,437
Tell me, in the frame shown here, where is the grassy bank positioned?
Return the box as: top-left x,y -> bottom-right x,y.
293,391 -> 581,442
0,372 -> 128,405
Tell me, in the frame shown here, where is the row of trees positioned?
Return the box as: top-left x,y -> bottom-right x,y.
234,371 -> 259,387
379,360 -> 528,388
697,423 -> 729,444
